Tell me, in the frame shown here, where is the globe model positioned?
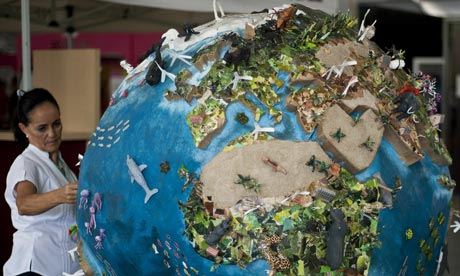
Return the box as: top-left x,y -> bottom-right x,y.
76,4 -> 455,276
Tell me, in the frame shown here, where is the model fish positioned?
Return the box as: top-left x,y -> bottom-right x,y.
126,155 -> 158,203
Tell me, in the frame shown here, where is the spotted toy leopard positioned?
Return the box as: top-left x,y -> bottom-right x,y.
259,234 -> 290,272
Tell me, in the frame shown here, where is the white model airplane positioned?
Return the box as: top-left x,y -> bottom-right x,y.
75,153 -> 84,167
166,49 -> 192,66
155,61 -> 176,83
120,60 -> 134,74
251,122 -> 275,140
451,220 -> 460,233
213,0 -> 225,21
358,9 -> 377,41
342,75 -> 359,97
228,71 -> 253,90
323,60 -> 357,80
67,247 -> 78,262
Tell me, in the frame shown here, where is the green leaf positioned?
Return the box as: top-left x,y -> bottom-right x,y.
274,209 -> 291,225
194,210 -> 209,226
283,218 -> 295,231
364,178 -> 378,189
243,214 -> 260,230
297,260 -> 305,276
370,218 -> 378,235
357,254 -> 370,273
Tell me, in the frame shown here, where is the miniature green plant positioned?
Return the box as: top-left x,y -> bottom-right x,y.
353,114 -> 362,125
361,136 -> 375,152
331,128 -> 346,143
306,155 -> 319,172
234,174 -> 262,193
318,161 -> 331,176
305,155 -> 330,176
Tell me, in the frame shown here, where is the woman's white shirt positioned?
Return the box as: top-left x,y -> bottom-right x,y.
3,144 -> 80,276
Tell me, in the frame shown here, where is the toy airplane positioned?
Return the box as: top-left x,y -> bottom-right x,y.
251,122 -> 275,140
228,71 -> 253,90
166,49 -> 192,66
342,75 -> 358,96
323,60 -> 357,80
67,247 -> 79,262
358,9 -> 377,41
120,60 -> 134,74
451,220 -> 460,233
155,61 -> 176,83
126,155 -> 158,204
75,153 -> 83,167
213,0 -> 225,21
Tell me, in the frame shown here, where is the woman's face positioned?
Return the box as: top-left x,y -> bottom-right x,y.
19,101 -> 62,154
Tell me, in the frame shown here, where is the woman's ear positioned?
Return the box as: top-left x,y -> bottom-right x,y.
18,123 -> 28,137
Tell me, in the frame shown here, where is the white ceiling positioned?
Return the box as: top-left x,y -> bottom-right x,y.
0,0 -> 215,33
99,0 -> 339,14
0,0 -> 459,35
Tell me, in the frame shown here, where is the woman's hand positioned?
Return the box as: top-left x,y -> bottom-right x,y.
61,182 -> 78,204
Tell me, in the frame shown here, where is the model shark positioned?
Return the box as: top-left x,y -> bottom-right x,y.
126,155 -> 158,204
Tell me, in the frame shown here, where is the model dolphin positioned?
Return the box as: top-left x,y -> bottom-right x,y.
126,155 -> 158,204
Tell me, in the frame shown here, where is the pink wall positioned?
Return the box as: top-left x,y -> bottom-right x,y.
0,54 -> 17,71
14,32 -> 162,72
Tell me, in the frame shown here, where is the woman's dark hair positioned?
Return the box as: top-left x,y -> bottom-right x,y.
13,88 -> 60,148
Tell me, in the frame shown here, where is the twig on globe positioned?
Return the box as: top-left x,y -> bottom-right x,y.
261,156 -> 288,175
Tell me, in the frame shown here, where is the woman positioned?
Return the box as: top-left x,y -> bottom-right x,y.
3,88 -> 81,276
